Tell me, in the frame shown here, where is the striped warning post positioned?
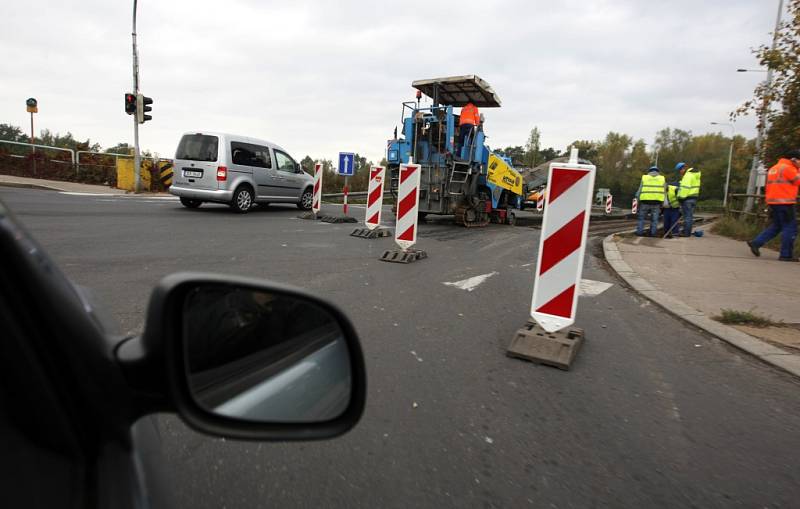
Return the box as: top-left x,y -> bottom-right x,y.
536,190 -> 544,211
312,163 -> 323,214
394,163 -> 421,251
530,155 -> 596,333
365,166 -> 385,230
605,194 -> 612,214
631,198 -> 638,214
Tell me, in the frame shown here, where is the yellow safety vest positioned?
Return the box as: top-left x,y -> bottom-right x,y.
666,185 -> 679,208
639,174 -> 666,202
677,169 -> 701,200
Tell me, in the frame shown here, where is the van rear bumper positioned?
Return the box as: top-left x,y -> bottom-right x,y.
169,185 -> 233,202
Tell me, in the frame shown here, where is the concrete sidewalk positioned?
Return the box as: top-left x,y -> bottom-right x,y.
604,229 -> 800,378
0,174 -> 170,196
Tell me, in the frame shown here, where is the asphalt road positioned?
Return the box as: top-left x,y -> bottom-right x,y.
3,187 -> 800,508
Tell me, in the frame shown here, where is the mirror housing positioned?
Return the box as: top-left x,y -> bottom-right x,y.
138,272 -> 366,441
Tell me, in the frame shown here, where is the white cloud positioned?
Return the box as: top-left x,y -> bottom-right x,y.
0,0 -> 775,163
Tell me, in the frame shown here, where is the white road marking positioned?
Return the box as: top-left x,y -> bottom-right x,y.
578,278 -> 613,297
443,271 -> 499,292
59,192 -> 112,196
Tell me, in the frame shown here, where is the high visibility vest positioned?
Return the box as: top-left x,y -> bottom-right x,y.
666,185 -> 679,208
765,158 -> 799,205
639,174 -> 666,201
677,169 -> 701,200
460,103 -> 479,126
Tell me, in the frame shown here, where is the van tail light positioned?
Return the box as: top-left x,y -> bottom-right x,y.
216,166 -> 227,181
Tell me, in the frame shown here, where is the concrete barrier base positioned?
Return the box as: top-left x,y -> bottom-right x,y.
507,320 -> 584,370
379,248 -> 427,264
351,228 -> 392,239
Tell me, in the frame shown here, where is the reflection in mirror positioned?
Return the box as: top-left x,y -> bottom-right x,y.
183,285 -> 352,423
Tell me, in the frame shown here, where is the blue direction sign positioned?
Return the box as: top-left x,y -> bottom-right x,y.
338,152 -> 355,176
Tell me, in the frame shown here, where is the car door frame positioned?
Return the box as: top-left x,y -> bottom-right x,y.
272,149 -> 305,200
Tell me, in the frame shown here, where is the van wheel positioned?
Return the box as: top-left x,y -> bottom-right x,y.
231,186 -> 253,214
297,188 -> 313,210
180,198 -> 202,209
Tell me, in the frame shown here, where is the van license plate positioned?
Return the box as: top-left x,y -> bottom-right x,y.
184,170 -> 203,178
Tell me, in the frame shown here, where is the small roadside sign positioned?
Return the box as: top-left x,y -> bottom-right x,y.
338,152 -> 355,176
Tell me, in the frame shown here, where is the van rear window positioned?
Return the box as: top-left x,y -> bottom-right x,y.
176,134 -> 218,162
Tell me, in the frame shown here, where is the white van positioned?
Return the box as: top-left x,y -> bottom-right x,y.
169,132 -> 314,213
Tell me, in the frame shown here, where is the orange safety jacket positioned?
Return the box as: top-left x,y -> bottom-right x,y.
765,158 -> 800,205
459,103 -> 480,126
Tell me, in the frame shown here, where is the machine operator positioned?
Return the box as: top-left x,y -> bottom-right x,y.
458,101 -> 480,156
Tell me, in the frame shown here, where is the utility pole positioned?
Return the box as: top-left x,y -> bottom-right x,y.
744,0 -> 783,211
711,122 -> 735,207
132,0 -> 141,193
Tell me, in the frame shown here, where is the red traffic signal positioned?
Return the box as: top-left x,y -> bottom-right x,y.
125,93 -> 136,115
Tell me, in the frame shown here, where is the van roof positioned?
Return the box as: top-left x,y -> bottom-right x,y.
180,131 -> 287,153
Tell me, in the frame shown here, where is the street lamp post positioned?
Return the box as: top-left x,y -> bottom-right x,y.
711,122 -> 735,207
738,0 -> 783,211
131,0 -> 141,193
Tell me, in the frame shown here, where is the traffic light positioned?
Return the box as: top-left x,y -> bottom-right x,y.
136,93 -> 153,124
125,93 -> 136,115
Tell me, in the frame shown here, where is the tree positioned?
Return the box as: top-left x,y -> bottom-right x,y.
733,0 -> 800,165
300,155 -> 315,175
0,124 -> 29,143
106,143 -> 134,155
524,127 -> 541,168
568,140 -> 598,163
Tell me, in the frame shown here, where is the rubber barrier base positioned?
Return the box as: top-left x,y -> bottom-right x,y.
506,320 -> 584,370
379,248 -> 427,264
320,215 -> 358,224
350,228 -> 392,239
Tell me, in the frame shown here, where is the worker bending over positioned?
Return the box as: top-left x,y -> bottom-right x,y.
662,182 -> 681,238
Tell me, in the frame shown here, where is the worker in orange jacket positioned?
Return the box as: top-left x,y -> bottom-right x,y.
747,149 -> 800,261
457,102 -> 480,157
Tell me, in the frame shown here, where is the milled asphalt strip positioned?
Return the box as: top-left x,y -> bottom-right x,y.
603,234 -> 800,379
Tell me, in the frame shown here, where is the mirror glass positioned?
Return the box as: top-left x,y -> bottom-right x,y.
183,285 -> 352,423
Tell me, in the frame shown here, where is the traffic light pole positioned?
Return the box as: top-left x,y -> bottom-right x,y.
131,0 -> 141,193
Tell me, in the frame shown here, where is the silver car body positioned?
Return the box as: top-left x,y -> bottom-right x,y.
169,131 -> 313,207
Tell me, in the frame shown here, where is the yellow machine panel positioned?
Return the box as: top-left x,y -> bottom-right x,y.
487,154 -> 523,195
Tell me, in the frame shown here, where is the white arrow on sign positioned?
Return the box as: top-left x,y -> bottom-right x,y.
343,156 -> 350,175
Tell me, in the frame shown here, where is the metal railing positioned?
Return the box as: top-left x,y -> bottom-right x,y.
726,193 -> 769,223
0,140 -> 75,165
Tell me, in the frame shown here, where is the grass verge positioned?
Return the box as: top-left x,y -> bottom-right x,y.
713,308 -> 783,328
711,215 -> 799,253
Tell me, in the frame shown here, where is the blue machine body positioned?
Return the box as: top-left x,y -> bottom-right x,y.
385,76 -> 521,226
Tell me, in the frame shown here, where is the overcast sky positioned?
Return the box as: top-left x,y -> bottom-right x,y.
0,0 -> 779,164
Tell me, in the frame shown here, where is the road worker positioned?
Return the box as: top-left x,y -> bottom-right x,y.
635,166 -> 667,237
457,101 -> 480,156
675,162 -> 701,236
662,182 -> 681,238
747,149 -> 800,262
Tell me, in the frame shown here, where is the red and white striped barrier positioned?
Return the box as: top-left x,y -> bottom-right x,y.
605,194 -> 613,214
312,163 -> 323,214
536,191 -> 545,211
530,150 -> 596,332
631,198 -> 638,214
395,162 -> 421,251
343,184 -> 349,216
365,166 -> 385,230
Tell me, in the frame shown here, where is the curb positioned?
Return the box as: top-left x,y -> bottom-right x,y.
603,233 -> 800,379
0,181 -> 64,192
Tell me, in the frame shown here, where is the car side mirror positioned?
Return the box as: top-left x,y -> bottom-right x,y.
138,273 -> 366,441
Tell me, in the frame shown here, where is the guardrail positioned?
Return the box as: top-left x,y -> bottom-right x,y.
726,193 -> 770,223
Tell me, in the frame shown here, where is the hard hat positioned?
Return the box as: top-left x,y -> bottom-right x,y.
648,165 -> 659,172
675,162 -> 686,171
